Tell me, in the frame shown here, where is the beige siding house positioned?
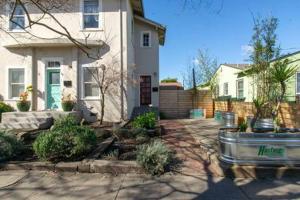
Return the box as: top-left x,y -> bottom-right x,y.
215,64 -> 254,102
0,0 -> 166,122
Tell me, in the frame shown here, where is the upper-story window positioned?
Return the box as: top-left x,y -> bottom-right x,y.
83,0 -> 100,29
9,2 -> 25,31
141,31 -> 151,47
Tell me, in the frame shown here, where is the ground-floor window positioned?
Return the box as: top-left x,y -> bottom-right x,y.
140,75 -> 152,105
296,72 -> 300,94
237,79 -> 244,98
9,68 -> 25,99
223,82 -> 229,96
83,67 -> 99,98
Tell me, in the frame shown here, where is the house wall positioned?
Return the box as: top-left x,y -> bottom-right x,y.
134,19 -> 160,107
216,65 -> 254,102
274,53 -> 300,101
0,0 -> 129,122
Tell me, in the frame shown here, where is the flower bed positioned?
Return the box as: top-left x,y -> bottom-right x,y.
0,113 -> 173,175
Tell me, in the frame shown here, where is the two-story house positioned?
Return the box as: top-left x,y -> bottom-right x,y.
0,0 -> 166,122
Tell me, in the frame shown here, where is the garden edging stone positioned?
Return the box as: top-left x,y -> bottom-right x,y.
0,160 -> 144,174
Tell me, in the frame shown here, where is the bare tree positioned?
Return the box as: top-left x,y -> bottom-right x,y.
182,49 -> 218,89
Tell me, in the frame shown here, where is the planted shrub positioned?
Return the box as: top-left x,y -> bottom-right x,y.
0,132 -> 23,161
0,102 -> 14,121
132,112 -> 156,129
136,140 -> 172,175
52,115 -> 78,131
33,116 -> 96,162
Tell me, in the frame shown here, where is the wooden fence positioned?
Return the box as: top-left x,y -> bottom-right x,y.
159,90 -> 213,119
215,101 -> 300,128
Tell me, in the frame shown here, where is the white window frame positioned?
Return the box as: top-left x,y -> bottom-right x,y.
296,72 -> 300,95
140,31 -> 151,48
8,67 -> 25,100
8,2 -> 26,32
236,79 -> 244,99
80,0 -> 103,30
81,65 -> 100,100
223,82 -> 229,96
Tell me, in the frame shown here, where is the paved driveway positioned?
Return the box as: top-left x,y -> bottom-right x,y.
1,170 -> 300,200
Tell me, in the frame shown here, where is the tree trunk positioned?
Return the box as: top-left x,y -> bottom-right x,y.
100,91 -> 105,125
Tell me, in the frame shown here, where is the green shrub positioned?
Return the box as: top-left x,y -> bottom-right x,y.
33,118 -> 96,162
0,132 -> 23,161
136,140 -> 172,175
0,102 -> 14,121
132,112 -> 156,129
52,115 -> 78,131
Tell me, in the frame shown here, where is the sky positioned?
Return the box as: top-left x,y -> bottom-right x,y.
143,0 -> 300,82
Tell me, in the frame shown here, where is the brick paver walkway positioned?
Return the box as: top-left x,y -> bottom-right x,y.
160,120 -> 216,175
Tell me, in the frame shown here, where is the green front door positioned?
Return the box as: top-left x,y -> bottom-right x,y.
46,69 -> 61,110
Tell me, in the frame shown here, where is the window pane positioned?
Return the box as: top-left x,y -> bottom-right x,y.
11,84 -> 24,98
10,69 -> 24,83
84,15 -> 99,28
143,33 -> 150,46
49,72 -> 60,84
84,0 -> 99,13
84,83 -> 99,97
48,61 -> 60,68
10,17 -> 25,30
297,73 -> 300,93
84,68 -> 97,82
14,5 -> 25,15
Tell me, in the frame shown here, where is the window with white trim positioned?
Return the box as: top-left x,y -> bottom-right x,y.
141,32 -> 151,47
237,79 -> 244,98
296,72 -> 300,94
9,68 -> 25,99
223,82 -> 229,96
9,2 -> 25,31
83,67 -> 99,98
83,0 -> 100,29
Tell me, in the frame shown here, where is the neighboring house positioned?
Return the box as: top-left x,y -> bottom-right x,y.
271,51 -> 300,102
159,82 -> 184,90
0,0 -> 166,122
214,64 -> 254,102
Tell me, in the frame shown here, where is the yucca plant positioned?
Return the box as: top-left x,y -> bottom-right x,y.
269,59 -> 298,119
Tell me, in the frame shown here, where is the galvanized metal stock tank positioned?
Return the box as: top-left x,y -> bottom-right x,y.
219,130 -> 300,165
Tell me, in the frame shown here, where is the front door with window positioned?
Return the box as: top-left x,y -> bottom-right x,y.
46,69 -> 61,110
140,76 -> 152,106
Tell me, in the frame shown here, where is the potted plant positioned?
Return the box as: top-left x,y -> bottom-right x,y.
17,85 -> 33,112
61,92 -> 76,112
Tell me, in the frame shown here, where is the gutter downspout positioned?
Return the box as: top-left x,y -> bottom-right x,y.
119,0 -> 124,120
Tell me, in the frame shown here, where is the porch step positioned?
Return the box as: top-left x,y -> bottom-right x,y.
0,120 -> 53,131
2,111 -> 81,121
1,117 -> 52,124
0,111 -> 82,132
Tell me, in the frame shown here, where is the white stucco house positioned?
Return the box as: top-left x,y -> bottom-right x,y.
0,0 -> 166,122
214,64 -> 254,102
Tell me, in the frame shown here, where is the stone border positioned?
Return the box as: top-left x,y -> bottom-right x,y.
0,160 -> 145,174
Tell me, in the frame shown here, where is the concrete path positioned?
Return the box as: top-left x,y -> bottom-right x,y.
1,170 -> 300,200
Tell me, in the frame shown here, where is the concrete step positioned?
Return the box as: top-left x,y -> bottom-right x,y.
0,122 -> 49,131
1,117 -> 52,124
2,111 -> 81,121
